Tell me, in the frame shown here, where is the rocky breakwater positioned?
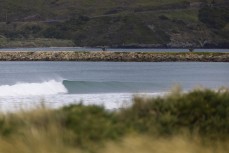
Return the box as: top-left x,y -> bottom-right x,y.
0,51 -> 228,62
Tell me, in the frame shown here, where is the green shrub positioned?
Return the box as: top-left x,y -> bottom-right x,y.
60,104 -> 125,148
120,88 -> 229,139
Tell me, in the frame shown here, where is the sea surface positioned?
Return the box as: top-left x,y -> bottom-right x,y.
0,62 -> 228,112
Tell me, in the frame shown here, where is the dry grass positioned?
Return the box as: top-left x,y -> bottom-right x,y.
0,108 -> 78,153
102,134 -> 229,153
0,130 -> 228,153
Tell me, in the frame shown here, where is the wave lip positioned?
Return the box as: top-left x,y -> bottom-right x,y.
0,80 -> 68,97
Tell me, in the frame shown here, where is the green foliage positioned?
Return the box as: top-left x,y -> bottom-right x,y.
176,90 -> 229,136
23,24 -> 43,35
198,7 -> 229,29
0,117 -> 13,136
0,38 -> 8,47
43,26 -> 65,39
60,104 -> 125,148
120,88 -> 229,139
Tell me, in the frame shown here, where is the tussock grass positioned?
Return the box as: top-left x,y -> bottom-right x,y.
102,134 -> 229,153
0,108 -> 77,153
0,87 -> 228,152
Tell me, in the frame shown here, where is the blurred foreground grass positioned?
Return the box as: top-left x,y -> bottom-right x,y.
0,87 -> 228,153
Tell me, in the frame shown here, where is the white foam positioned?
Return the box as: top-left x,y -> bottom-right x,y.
0,80 -> 68,97
0,92 -> 165,112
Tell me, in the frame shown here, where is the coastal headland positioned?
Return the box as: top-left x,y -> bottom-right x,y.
0,51 -> 228,62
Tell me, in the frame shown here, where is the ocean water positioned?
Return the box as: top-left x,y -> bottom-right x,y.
0,62 -> 228,112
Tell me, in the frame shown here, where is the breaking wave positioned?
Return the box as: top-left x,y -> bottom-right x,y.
0,79 -> 162,97
0,80 -> 67,97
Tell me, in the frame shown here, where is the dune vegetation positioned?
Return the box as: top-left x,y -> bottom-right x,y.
0,87 -> 229,153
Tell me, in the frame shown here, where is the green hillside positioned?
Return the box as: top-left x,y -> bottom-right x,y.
0,0 -> 228,48
0,0 -> 206,19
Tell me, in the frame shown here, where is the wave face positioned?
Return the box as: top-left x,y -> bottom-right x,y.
63,80 -> 157,94
0,80 -> 67,97
0,80 -> 158,97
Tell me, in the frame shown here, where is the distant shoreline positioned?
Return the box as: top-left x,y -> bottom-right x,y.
0,51 -> 228,62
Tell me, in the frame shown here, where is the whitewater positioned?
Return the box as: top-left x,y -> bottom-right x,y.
0,80 -> 163,112
0,61 -> 228,112
0,80 -> 67,97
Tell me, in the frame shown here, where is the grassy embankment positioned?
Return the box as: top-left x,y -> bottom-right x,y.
0,87 -> 229,153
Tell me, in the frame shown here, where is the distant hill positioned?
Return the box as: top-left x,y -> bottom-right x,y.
0,0 -> 228,48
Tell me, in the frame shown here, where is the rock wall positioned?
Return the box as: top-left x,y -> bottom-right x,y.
0,51 -> 228,62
